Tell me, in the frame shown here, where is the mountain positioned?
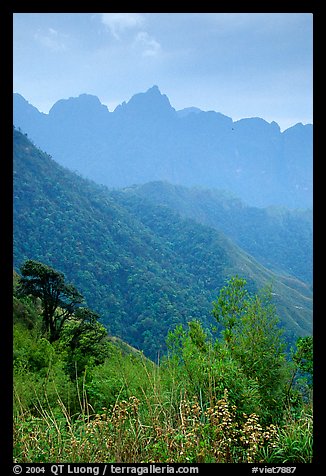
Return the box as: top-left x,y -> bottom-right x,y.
13,86 -> 312,208
176,106 -> 202,117
121,181 -> 313,285
13,128 -> 312,359
114,85 -> 176,119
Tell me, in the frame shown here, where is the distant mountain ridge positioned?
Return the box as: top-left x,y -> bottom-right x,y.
13,128 -> 312,358
13,86 -> 313,208
120,181 -> 313,285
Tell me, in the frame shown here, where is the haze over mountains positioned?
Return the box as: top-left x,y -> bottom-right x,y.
120,181 -> 312,285
13,84 -> 313,358
13,128 -> 312,358
13,85 -> 313,209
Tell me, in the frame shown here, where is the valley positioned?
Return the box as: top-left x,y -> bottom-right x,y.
13,128 -> 312,360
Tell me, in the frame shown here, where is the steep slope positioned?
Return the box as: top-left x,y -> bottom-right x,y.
13,86 -> 313,208
121,181 -> 313,285
13,128 -> 312,359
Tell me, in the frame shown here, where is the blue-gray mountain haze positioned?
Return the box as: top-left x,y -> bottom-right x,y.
13,128 -> 312,358
13,85 -> 312,209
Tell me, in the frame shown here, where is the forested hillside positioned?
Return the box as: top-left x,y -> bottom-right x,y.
13,128 -> 312,359
121,181 -> 312,285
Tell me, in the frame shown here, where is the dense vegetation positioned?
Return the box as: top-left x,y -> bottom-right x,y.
13,128 -> 312,359
121,181 -> 312,285
13,265 -> 313,463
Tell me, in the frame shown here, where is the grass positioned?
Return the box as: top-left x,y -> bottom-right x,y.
14,370 -> 311,464
258,410 -> 313,463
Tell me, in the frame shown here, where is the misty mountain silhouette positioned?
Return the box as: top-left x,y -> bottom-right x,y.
13,127 -> 312,357
13,86 -> 312,208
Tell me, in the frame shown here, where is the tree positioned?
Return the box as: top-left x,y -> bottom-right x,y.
212,276 -> 249,346
292,336 -> 313,380
58,307 -> 110,378
62,307 -> 107,354
212,277 -> 289,423
18,260 -> 84,342
286,336 -> 313,406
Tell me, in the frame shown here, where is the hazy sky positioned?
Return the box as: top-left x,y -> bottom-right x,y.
13,12 -> 313,131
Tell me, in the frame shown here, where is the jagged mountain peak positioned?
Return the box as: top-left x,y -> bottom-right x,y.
12,88 -> 313,208
114,85 -> 176,117
177,107 -> 203,117
234,117 -> 281,134
13,92 -> 29,104
13,92 -> 45,116
49,93 -> 109,118
282,122 -> 313,137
